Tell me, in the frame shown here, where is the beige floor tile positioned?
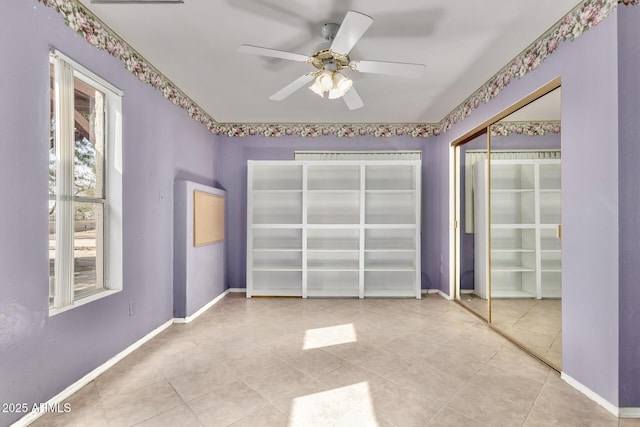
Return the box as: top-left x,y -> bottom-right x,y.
285,348 -> 346,380
332,406 -> 394,427
426,407 -> 484,426
101,380 -> 184,427
30,383 -> 109,427
318,361 -> 389,394
240,362 -> 323,403
133,404 -> 203,427
524,381 -> 618,426
620,419 -> 640,426
486,344 -> 551,385
187,380 -> 268,427
168,364 -> 238,402
93,356 -> 166,399
371,381 -> 443,426
447,364 -> 544,426
228,404 -> 291,427
391,364 -> 473,405
348,346 -> 415,380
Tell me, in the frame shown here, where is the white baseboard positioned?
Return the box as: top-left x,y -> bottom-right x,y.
13,289 -> 237,427
560,372 -> 638,418
228,287 -> 246,293
460,289 -> 474,294
174,289 -> 230,324
425,289 -> 453,300
619,408 -> 640,418
12,318 -> 174,427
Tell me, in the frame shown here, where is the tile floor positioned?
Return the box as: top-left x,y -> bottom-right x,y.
31,293 -> 637,427
460,295 -> 562,369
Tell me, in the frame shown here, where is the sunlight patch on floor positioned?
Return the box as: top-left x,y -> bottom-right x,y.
302,323 -> 357,350
289,382 -> 376,427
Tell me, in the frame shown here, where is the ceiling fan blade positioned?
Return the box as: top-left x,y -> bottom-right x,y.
330,11 -> 373,55
238,45 -> 310,62
270,74 -> 315,101
343,87 -> 364,110
351,60 -> 425,79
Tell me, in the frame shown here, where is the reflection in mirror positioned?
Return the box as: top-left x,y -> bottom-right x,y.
456,131 -> 489,319
488,87 -> 562,369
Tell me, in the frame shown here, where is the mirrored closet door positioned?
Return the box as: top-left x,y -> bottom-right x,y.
454,80 -> 562,370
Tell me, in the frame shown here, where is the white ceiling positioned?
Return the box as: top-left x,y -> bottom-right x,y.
78,0 -> 581,124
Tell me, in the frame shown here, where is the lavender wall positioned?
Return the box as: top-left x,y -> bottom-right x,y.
445,11 -> 621,405
0,1 -> 218,425
617,5 -> 640,408
217,135 -> 449,294
173,181 -> 226,318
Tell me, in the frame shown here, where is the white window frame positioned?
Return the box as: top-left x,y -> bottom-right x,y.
49,50 -> 123,316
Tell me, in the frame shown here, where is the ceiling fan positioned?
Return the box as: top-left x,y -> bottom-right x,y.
238,10 -> 426,110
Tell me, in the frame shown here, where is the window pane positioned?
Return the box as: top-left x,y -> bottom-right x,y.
49,62 -> 56,305
74,77 -> 105,198
49,205 -> 56,306
74,202 -> 104,297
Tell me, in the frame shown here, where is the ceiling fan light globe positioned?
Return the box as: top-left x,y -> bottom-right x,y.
317,71 -> 334,92
334,73 -> 353,93
309,82 -> 324,97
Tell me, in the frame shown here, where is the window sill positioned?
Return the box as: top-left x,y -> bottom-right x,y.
49,288 -> 121,317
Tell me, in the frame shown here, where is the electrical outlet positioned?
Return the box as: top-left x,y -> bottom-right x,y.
128,301 -> 136,317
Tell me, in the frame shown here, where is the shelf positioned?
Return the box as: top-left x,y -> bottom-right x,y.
253,228 -> 302,250
491,248 -> 535,253
491,224 -> 536,229
491,289 -> 536,299
308,289 -> 359,298
250,289 -> 302,297
307,260 -> 360,270
307,191 -> 360,225
365,190 -> 415,194
365,289 -> 417,298
251,164 -> 302,191
365,164 -> 415,191
489,163 -> 535,191
252,266 -> 303,271
307,231 -> 359,250
307,164 -> 360,191
491,189 -> 535,194
491,265 -> 535,272
541,261 -> 562,272
366,215 -> 416,225
251,270 -> 302,297
252,191 -> 302,225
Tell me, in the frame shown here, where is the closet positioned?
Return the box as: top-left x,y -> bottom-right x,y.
246,160 -> 421,298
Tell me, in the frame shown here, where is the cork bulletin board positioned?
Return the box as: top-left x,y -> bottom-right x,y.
193,190 -> 224,246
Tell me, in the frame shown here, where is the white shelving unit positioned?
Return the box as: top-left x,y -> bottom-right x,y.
474,159 -> 561,299
247,160 -> 421,298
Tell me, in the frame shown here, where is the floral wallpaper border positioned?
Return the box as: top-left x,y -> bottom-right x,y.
490,121 -> 561,137
39,0 -> 637,138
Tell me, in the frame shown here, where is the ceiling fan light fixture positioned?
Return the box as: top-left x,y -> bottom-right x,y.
333,72 -> 353,93
317,71 -> 334,92
309,81 -> 325,97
